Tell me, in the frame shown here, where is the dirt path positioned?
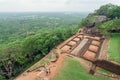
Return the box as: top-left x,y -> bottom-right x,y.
46,49 -> 67,80
15,49 -> 67,80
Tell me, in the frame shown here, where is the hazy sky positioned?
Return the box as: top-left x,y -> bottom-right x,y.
0,0 -> 120,12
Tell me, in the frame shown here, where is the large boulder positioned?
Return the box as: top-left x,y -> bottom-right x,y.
50,53 -> 57,62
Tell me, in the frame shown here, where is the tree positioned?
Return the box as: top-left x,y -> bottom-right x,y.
108,6 -> 120,19
94,3 -> 116,16
0,44 -> 23,78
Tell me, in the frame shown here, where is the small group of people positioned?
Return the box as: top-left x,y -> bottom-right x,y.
43,66 -> 51,76
36,66 -> 51,80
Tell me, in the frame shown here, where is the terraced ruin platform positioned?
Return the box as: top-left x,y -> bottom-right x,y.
71,38 -> 89,56
59,33 -> 120,75
59,34 -> 104,62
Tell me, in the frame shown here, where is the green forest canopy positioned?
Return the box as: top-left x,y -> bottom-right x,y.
0,12 -> 86,79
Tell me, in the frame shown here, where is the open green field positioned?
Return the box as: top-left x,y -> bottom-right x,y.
108,33 -> 120,63
53,57 -> 109,80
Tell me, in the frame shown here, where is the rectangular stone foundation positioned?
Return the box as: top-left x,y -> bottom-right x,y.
71,38 -> 89,56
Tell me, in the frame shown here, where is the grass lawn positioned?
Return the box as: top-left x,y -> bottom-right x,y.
108,33 -> 120,63
53,57 -> 109,80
